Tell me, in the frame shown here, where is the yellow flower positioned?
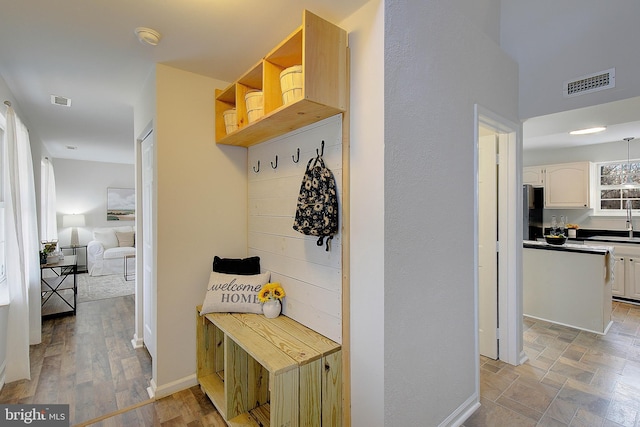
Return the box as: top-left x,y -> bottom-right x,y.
258,282 -> 286,303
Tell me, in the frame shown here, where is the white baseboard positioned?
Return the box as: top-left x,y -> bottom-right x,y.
131,333 -> 144,349
519,350 -> 529,365
150,374 -> 198,399
438,393 -> 480,427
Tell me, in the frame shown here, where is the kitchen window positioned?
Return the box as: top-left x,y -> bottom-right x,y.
596,160 -> 640,213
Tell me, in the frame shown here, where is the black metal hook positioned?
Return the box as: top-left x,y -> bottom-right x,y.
253,160 -> 260,173
292,148 -> 300,163
271,155 -> 278,169
316,140 -> 325,157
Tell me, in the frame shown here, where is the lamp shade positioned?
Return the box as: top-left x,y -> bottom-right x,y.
63,214 -> 85,228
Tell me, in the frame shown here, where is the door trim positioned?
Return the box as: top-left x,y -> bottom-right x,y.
474,104 -> 524,368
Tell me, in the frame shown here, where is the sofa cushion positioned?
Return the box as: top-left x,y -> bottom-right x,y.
200,271 -> 270,315
103,246 -> 136,259
93,229 -> 119,250
116,231 -> 135,247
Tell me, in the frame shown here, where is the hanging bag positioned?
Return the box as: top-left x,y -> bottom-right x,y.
293,155 -> 339,251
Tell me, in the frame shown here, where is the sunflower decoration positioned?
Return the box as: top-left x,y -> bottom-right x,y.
258,282 -> 286,303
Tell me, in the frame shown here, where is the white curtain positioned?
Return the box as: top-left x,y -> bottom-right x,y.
4,106 -> 40,382
40,158 -> 58,242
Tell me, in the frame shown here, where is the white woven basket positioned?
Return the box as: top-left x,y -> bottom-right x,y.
245,90 -> 264,123
222,108 -> 237,134
279,65 -> 302,105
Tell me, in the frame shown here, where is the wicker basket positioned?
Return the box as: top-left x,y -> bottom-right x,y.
222,108 -> 238,134
245,90 -> 264,123
279,65 -> 303,105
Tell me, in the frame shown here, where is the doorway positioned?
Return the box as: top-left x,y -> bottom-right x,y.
475,105 -> 524,368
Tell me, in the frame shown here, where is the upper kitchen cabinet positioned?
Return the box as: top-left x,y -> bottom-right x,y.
544,161 -> 592,208
523,166 -> 545,187
214,10 -> 347,147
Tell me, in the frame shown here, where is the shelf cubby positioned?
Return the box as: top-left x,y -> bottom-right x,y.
214,10 -> 347,147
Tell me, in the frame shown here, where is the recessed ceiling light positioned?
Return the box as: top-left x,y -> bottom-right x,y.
135,27 -> 161,46
569,126 -> 606,135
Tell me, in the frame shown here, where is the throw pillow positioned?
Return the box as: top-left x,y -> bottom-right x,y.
93,229 -> 119,249
116,231 -> 135,247
212,256 -> 260,275
200,271 -> 270,315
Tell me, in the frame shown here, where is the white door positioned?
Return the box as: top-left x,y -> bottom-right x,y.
478,131 -> 498,359
141,133 -> 156,359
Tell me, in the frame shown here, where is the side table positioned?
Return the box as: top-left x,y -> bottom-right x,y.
124,254 -> 135,281
60,245 -> 88,273
41,255 -> 78,318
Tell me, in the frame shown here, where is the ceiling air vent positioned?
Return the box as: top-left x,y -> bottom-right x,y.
50,94 -> 71,107
563,68 -> 615,97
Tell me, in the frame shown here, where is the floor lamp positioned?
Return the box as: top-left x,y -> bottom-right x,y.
63,214 -> 85,247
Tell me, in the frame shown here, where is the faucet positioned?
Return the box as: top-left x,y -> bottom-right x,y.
627,200 -> 634,238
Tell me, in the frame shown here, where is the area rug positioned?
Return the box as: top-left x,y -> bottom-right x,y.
77,273 -> 134,303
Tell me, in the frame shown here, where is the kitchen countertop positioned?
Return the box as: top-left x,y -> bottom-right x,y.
523,240 -> 612,255
584,235 -> 640,245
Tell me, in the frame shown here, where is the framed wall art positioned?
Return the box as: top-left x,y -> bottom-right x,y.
107,187 -> 135,221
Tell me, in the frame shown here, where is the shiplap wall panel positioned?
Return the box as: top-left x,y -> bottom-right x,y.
247,115 -> 343,343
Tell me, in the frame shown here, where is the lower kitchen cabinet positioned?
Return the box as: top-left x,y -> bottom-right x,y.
606,244 -> 640,302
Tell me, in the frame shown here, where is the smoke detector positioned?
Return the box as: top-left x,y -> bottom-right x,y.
135,27 -> 161,46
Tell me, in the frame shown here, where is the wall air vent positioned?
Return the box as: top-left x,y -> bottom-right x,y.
563,68 -> 615,97
50,94 -> 72,107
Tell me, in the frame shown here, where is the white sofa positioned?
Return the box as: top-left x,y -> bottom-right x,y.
87,226 -> 135,276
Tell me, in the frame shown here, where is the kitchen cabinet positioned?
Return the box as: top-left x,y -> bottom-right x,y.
523,245 -> 612,334
523,166 -> 545,187
214,10 -> 347,148
587,243 -> 640,301
612,256 -> 625,297
544,162 -> 591,208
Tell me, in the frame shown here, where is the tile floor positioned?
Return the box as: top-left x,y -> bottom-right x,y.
464,300 -> 640,427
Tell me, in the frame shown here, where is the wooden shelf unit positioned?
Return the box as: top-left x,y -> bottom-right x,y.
196,307 -> 342,427
215,10 -> 347,147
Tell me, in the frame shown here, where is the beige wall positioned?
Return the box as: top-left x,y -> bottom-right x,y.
153,64 -> 247,394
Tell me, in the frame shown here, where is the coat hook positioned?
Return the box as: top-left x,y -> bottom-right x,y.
253,160 -> 260,173
316,140 -> 325,157
271,155 -> 278,169
292,148 -> 300,163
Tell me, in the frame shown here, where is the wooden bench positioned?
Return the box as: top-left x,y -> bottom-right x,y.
196,306 -> 342,427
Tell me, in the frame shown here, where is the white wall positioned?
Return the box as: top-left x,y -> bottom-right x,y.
248,115 -> 343,343
153,64 -> 247,396
501,0 -> 640,120
340,1 -> 385,425
53,158 -> 134,248
383,1 -> 518,425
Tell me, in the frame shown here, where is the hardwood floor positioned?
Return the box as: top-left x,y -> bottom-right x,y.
7,292 -> 639,425
0,295 -> 221,426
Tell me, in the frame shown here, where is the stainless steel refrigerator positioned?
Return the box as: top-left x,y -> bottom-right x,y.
523,184 -> 544,240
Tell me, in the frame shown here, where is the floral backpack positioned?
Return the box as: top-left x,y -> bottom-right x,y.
293,155 -> 339,251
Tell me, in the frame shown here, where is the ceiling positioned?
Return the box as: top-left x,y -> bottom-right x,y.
0,0 -> 369,164
523,96 -> 640,152
1,1 -> 638,163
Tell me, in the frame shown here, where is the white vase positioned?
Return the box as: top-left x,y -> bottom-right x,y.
263,299 -> 281,318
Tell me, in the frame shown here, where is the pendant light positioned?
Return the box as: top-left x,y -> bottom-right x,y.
624,137 -> 635,187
